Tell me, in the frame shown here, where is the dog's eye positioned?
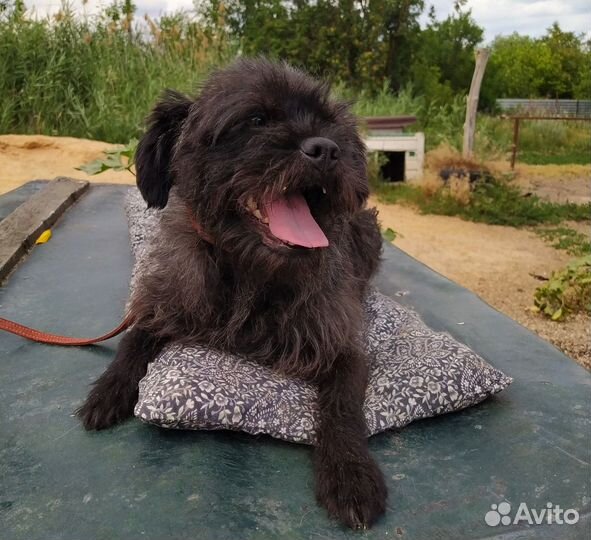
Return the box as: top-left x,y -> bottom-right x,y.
249,114 -> 267,127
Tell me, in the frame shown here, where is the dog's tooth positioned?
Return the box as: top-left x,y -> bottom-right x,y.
261,216 -> 269,224
282,186 -> 287,192
246,196 -> 258,212
253,209 -> 263,220
322,187 -> 327,194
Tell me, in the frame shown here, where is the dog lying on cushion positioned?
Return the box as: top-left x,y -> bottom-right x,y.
77,58 -> 386,529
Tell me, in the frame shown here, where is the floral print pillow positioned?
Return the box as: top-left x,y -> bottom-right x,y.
134,290 -> 512,445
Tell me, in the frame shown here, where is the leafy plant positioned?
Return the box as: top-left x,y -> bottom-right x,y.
533,255 -> 591,321
536,226 -> 591,257
77,139 -> 138,175
382,228 -> 397,242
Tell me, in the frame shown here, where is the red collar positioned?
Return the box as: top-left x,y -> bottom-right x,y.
188,210 -> 215,245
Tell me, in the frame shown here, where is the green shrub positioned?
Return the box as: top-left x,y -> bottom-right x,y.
373,178 -> 591,227
533,255 -> 591,320
536,227 -> 591,256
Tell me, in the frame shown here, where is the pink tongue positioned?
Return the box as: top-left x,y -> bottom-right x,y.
263,193 -> 329,248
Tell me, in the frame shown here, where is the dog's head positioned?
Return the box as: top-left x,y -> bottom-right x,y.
136,58 -> 368,257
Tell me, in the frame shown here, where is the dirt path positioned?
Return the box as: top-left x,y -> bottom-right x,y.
510,164 -> 591,204
1,134 -> 588,367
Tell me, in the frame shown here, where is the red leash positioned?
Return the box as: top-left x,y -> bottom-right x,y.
0,314 -> 134,346
0,208 -> 211,347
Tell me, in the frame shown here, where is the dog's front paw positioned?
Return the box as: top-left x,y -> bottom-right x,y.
315,457 -> 388,529
76,386 -> 136,431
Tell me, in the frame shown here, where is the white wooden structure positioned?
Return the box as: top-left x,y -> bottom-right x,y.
364,132 -> 425,180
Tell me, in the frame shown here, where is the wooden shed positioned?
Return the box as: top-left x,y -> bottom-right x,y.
363,116 -> 425,181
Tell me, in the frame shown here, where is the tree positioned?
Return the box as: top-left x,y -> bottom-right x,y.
485,23 -> 589,99
204,0 -> 425,94
200,3 -> 587,105
411,2 -> 483,103
0,0 -> 25,19
541,23 -> 587,98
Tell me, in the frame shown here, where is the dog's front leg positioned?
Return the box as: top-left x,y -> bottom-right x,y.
313,348 -> 387,529
77,327 -> 165,430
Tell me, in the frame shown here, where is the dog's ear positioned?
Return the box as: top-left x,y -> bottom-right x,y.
135,90 -> 192,208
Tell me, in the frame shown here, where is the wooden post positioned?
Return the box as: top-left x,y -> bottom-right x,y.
463,48 -> 490,159
510,117 -> 520,169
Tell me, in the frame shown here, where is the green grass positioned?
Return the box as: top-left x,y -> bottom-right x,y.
0,9 -> 233,142
535,226 -> 591,256
476,117 -> 591,165
373,179 -> 591,227
518,151 -> 591,166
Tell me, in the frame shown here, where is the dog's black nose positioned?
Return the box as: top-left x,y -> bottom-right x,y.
300,137 -> 340,169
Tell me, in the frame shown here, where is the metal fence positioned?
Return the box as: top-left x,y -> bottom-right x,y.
497,99 -> 591,117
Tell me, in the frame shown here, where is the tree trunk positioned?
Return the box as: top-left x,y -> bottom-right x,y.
463,48 -> 490,159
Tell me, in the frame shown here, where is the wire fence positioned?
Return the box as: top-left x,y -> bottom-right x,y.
497,99 -> 591,118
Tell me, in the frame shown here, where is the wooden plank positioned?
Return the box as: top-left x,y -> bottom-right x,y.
510,117 -> 521,170
363,116 -> 417,130
0,177 -> 89,282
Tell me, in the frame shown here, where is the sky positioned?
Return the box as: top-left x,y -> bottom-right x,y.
24,0 -> 591,44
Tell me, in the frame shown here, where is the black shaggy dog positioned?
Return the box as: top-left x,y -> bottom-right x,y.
78,58 -> 387,528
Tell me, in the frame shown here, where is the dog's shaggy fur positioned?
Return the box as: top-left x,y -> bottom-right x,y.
77,58 -> 387,528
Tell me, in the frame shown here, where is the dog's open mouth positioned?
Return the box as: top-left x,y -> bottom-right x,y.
245,189 -> 329,249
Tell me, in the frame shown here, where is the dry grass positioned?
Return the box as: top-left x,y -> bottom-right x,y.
415,171 -> 443,195
425,143 -> 485,172
416,145 -> 484,206
422,144 -> 591,207
447,177 -> 472,205
513,163 -> 591,178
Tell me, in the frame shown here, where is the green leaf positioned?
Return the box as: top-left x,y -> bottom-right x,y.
76,160 -> 111,175
76,139 -> 137,176
551,308 -> 563,321
382,228 -> 397,242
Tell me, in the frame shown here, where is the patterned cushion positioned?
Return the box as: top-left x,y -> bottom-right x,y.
134,290 -> 512,445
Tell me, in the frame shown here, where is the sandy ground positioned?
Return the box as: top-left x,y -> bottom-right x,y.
424,144 -> 591,204
0,134 -> 134,194
511,164 -> 591,204
1,134 -> 589,368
